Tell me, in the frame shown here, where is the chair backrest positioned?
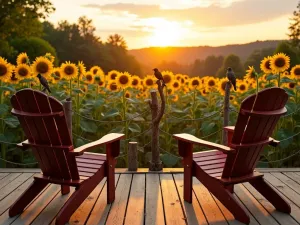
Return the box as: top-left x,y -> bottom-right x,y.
222,87 -> 288,179
11,89 -> 80,180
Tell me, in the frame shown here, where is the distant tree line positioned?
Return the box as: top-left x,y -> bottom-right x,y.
0,0 -> 141,74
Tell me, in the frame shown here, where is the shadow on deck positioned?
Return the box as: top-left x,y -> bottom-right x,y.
0,168 -> 300,225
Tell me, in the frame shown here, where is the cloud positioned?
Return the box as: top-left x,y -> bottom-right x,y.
82,0 -> 297,27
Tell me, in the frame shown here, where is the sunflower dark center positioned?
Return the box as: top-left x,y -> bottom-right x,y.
173,82 -> 179,88
0,64 -> 7,76
274,57 -> 286,68
294,68 -> 300,76
192,80 -> 199,86
86,75 -> 93,81
93,69 -> 98,74
221,81 -> 227,90
64,65 -> 74,75
36,62 -> 49,73
289,83 -> 296,89
264,60 -> 271,70
163,75 -> 171,83
110,83 -> 117,91
21,57 -> 27,64
11,75 -> 18,82
132,79 -> 138,85
111,73 -> 117,79
54,71 -> 61,80
230,96 -> 234,100
119,75 -> 129,84
208,80 -> 215,86
146,79 -> 154,86
240,84 -> 246,91
125,93 -> 130,98
19,67 -> 28,77
98,81 -> 104,86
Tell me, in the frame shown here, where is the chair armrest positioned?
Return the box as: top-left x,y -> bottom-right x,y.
70,133 -> 125,156
269,138 -> 280,147
173,133 -> 235,154
223,126 -> 235,132
223,126 -> 235,146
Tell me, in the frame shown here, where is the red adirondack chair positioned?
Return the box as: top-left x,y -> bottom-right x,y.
174,87 -> 291,224
8,89 -> 124,225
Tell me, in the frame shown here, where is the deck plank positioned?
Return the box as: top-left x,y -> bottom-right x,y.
85,174 -> 120,225
173,174 -> 208,225
31,187 -> 75,225
124,174 -> 145,225
105,174 -> 132,225
284,173 -> 300,185
0,173 -> 33,201
145,173 -> 165,225
0,173 -> 21,189
212,193 -> 259,225
68,180 -> 106,225
0,173 -> 9,180
264,173 -> 300,208
271,173 -> 300,195
234,184 -> 280,225
243,182 -> 299,225
0,174 -> 41,223
11,184 -> 60,225
192,178 -> 228,225
160,174 -> 186,225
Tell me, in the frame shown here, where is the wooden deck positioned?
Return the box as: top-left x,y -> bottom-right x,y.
0,168 -> 300,225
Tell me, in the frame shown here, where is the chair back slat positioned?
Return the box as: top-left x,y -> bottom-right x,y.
222,88 -> 288,178
11,89 -> 78,180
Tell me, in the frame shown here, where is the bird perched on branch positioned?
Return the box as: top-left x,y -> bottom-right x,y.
153,68 -> 166,86
226,67 -> 236,91
37,74 -> 51,93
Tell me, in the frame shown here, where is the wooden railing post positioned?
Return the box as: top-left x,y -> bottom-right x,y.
62,97 -> 72,143
223,82 -> 231,146
128,142 -> 138,171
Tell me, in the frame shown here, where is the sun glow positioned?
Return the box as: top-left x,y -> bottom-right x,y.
147,18 -> 186,47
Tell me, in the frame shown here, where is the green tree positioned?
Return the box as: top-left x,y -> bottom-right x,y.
107,34 -> 128,50
203,55 -> 224,76
0,0 -> 54,39
10,37 -> 58,64
190,59 -> 204,77
217,54 -> 244,78
274,41 -> 300,68
0,40 -> 16,61
289,1 -> 300,48
244,48 -> 275,72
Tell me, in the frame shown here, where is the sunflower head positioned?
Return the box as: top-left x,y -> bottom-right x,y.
32,56 -> 53,77
207,77 -> 217,89
172,80 -> 181,90
125,90 -> 131,98
0,57 -> 14,82
17,53 -> 29,65
52,68 -> 62,82
15,64 -> 32,80
78,61 -> 86,76
90,66 -> 104,76
108,70 -> 120,81
162,71 -> 174,85
60,61 -> 78,80
172,94 -> 179,102
245,66 -> 256,80
116,72 -> 132,89
290,65 -> 300,79
237,80 -> 249,93
218,78 -> 229,95
189,77 -> 201,90
260,56 -> 272,74
270,53 -> 290,73
8,72 -> 19,84
84,72 -> 94,84
131,75 -> 141,88
201,88 -> 208,96
143,75 -> 155,88
107,81 -> 119,92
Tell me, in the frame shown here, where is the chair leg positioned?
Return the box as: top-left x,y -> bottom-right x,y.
107,161 -> 115,204
250,178 -> 291,213
61,185 -> 70,195
9,179 -> 48,217
196,172 -> 250,224
184,164 -> 193,203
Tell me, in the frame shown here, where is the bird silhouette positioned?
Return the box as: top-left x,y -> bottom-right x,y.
153,68 -> 166,86
226,67 -> 236,91
37,74 -> 51,93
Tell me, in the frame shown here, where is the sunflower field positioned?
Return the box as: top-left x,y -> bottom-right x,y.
0,52 -> 299,168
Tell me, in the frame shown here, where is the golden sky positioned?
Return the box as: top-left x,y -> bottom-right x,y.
48,0 -> 298,49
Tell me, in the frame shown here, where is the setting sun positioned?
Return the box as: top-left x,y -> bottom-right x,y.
147,18 -> 185,47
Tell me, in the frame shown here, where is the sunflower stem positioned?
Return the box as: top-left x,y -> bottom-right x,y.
122,88 -> 128,163
277,73 -> 281,87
